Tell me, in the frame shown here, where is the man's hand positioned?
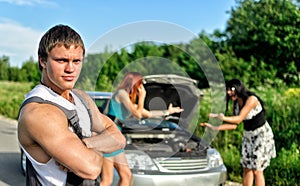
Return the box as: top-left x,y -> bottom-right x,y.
55,161 -> 70,172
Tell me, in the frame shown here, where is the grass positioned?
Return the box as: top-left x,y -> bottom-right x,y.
0,81 -> 33,119
0,81 -> 32,100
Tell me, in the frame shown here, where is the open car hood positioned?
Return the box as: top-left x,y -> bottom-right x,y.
142,74 -> 203,127
122,74 -> 206,158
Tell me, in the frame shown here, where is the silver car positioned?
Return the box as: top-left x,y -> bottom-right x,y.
89,74 -> 227,186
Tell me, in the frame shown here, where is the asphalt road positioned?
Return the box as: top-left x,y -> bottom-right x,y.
0,116 -> 25,186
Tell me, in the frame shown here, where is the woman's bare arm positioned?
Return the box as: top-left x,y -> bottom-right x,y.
200,122 -> 238,131
210,96 -> 258,124
200,96 -> 259,131
118,89 -> 145,119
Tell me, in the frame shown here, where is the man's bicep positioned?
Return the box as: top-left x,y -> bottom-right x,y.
24,105 -> 88,162
27,105 -> 72,146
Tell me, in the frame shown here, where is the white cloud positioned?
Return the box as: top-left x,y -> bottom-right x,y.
0,18 -> 43,66
0,0 -> 57,6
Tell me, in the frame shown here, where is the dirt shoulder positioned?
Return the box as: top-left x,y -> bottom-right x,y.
0,115 -> 17,125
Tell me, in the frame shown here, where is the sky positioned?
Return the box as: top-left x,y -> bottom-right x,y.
0,0 -> 236,67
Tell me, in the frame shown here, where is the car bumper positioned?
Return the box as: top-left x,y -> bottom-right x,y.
112,165 -> 227,186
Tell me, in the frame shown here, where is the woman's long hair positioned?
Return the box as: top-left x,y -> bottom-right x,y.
117,72 -> 143,103
225,78 -> 265,115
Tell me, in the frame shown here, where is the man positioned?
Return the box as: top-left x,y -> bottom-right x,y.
18,24 -> 125,185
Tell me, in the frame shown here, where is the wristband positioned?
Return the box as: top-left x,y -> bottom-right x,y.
164,110 -> 170,116
103,149 -> 124,157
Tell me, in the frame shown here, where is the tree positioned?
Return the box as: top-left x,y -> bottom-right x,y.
21,58 -> 40,84
226,0 -> 300,86
0,55 -> 10,80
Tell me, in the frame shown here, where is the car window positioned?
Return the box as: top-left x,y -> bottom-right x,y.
94,98 -> 109,113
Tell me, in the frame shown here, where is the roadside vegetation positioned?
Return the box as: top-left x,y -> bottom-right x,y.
1,81 -> 299,185
0,81 -> 32,119
196,87 -> 300,185
0,0 -> 299,185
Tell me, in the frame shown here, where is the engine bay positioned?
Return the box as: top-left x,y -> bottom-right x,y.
124,130 -> 207,158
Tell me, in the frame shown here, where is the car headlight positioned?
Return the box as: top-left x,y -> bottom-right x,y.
207,148 -> 224,168
125,150 -> 158,171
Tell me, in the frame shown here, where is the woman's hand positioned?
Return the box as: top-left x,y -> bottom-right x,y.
200,122 -> 218,130
209,113 -> 224,120
167,103 -> 184,115
137,84 -> 146,99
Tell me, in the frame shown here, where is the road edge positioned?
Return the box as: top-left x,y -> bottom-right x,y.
0,115 -> 18,125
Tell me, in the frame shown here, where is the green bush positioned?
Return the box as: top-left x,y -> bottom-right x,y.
219,144 -> 242,183
265,143 -> 300,186
197,86 -> 300,185
258,87 -> 300,151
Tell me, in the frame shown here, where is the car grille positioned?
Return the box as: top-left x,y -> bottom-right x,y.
154,158 -> 208,173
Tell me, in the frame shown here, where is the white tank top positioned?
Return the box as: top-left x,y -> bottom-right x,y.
20,84 -> 92,186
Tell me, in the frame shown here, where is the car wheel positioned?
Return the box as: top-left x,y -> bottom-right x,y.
20,149 -> 26,176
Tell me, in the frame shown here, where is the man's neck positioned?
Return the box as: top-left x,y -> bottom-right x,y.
40,81 -> 74,103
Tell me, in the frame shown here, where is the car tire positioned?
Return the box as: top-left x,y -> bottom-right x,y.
20,149 -> 26,176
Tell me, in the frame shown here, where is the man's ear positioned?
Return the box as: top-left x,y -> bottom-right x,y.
39,57 -> 46,69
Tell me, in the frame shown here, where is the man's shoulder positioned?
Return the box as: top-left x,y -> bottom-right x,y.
72,89 -> 96,109
20,102 -> 66,122
18,102 -> 68,143
72,89 -> 90,100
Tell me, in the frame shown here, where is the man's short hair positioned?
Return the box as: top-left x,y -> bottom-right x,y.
38,24 -> 85,70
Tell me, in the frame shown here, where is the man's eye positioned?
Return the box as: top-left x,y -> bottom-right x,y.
73,60 -> 82,63
55,59 -> 67,63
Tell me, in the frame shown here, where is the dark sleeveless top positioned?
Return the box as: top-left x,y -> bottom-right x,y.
243,110 -> 266,131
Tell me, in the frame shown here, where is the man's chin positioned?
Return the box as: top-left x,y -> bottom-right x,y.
55,83 -> 76,92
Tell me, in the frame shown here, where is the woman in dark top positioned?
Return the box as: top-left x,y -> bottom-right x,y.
201,78 -> 276,186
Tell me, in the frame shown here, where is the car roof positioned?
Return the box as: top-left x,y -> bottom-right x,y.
86,91 -> 112,99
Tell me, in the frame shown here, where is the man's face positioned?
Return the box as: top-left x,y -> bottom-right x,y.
41,44 -> 83,94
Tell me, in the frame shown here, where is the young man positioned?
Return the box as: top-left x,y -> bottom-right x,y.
18,24 -> 125,185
